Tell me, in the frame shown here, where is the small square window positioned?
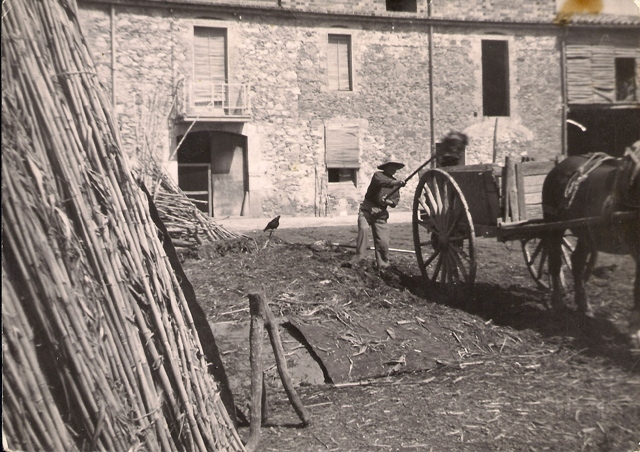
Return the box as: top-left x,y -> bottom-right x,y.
616,58 -> 636,102
328,168 -> 358,185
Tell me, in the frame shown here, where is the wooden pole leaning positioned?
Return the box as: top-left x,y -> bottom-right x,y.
246,294 -> 265,452
260,294 -> 311,427
247,293 -> 311,432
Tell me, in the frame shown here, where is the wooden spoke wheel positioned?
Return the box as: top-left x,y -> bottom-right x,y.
412,169 -> 477,294
521,234 -> 596,291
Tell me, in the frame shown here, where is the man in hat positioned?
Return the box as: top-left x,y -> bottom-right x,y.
354,156 -> 406,270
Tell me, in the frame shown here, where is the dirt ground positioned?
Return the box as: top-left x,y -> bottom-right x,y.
182,222 -> 640,452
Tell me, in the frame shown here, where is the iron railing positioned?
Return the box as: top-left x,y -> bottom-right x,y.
177,79 -> 251,119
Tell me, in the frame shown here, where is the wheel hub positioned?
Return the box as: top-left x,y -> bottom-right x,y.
431,232 -> 449,252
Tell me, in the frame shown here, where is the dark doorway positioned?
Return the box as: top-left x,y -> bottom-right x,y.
567,108 -> 640,157
177,131 -> 248,217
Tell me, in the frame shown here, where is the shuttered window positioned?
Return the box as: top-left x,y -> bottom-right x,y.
566,35 -> 639,105
328,34 -> 352,91
325,125 -> 360,169
193,27 -> 226,107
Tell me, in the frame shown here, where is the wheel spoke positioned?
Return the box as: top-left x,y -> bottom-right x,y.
422,183 -> 438,216
423,248 -> 440,268
449,242 -> 471,264
418,198 -> 431,217
417,217 -> 436,229
560,239 -> 573,268
449,248 -> 469,282
535,247 -> 548,280
527,239 -> 544,266
445,251 -> 457,285
440,253 -> 448,284
432,177 -> 443,216
431,252 -> 444,282
445,208 -> 465,239
442,179 -> 450,214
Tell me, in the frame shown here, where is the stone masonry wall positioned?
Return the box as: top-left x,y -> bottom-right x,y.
157,0 -> 559,22
78,3 -> 563,218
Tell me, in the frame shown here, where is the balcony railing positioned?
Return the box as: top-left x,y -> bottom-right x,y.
176,79 -> 251,120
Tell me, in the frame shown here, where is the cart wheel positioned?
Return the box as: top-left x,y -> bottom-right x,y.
522,234 -> 597,291
412,169 -> 476,294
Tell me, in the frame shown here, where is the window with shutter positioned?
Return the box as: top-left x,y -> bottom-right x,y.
326,125 -> 359,184
566,35 -> 639,105
328,34 -> 352,91
193,27 -> 227,107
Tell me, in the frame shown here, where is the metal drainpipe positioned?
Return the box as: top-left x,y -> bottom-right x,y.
428,0 -> 435,165
111,4 -> 116,110
560,27 -> 568,157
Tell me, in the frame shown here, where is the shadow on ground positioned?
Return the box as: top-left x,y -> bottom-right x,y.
384,263 -> 639,373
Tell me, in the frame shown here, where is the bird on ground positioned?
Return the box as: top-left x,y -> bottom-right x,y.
264,215 -> 280,235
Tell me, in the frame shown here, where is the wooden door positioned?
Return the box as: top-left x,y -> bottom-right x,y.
210,132 -> 247,217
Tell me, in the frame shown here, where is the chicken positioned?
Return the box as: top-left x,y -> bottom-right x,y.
264,215 -> 280,233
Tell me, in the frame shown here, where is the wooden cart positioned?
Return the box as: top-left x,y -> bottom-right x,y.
412,156 -> 637,292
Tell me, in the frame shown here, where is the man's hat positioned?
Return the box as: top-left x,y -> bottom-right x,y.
378,156 -> 405,170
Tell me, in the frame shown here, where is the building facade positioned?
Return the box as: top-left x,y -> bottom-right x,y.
77,0 -> 640,218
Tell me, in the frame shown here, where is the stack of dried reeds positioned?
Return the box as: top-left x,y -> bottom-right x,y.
142,158 -> 249,247
129,80 -> 247,249
1,0 -> 245,450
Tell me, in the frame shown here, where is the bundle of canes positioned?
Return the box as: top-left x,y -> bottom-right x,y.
2,0 -> 245,450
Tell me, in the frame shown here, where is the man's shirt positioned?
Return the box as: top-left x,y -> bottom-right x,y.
364,171 -> 401,208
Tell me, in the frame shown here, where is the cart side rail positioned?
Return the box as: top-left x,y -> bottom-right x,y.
502,157 -> 558,224
442,164 -> 502,231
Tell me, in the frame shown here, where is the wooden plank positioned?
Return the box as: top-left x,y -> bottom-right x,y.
518,160 -> 557,176
524,192 -> 542,205
515,162 -> 527,221
496,211 -> 638,242
526,204 -> 543,221
444,163 -> 502,177
523,174 -> 546,190
449,171 -> 497,227
483,170 -> 501,227
503,156 -> 518,223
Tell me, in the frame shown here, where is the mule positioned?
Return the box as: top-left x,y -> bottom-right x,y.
541,143 -> 640,343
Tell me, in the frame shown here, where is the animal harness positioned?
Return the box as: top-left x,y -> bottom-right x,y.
563,152 -> 616,210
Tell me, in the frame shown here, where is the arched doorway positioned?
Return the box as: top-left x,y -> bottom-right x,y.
177,130 -> 248,217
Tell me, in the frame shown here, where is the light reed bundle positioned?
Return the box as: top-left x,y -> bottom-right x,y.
140,157 -> 250,247
129,84 -> 248,248
1,0 -> 245,450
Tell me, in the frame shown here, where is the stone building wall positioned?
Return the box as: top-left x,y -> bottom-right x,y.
157,0 -> 558,21
78,2 -> 563,218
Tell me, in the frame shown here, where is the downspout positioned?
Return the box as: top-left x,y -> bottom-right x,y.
111,4 -> 116,110
560,26 -> 568,156
428,0 -> 435,165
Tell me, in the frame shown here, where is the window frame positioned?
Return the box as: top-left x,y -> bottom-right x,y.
191,24 -> 229,109
481,39 -> 511,117
328,168 -> 358,185
615,57 -> 637,103
325,124 -> 360,186
327,33 -> 353,92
